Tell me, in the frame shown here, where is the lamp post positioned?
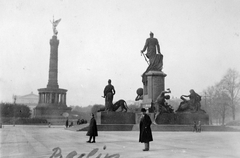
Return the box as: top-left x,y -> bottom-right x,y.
13,95 -> 16,126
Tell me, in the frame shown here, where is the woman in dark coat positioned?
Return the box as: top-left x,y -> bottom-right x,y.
86,113 -> 98,143
139,108 -> 153,151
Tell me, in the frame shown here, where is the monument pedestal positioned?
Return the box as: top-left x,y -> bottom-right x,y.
79,111 -> 210,131
34,106 -> 71,124
94,112 -> 136,131
142,71 -> 167,110
96,112 -> 136,124
34,88 -> 71,124
156,112 -> 209,125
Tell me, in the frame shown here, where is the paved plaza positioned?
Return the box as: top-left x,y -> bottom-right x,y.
0,125 -> 240,158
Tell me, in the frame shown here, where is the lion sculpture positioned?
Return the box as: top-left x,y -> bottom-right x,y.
98,99 -> 129,112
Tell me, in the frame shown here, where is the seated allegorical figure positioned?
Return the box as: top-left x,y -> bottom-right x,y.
176,89 -> 205,113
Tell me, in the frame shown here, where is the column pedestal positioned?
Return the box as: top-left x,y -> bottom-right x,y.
34,88 -> 71,121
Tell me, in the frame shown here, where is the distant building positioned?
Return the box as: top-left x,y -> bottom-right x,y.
15,92 -> 39,116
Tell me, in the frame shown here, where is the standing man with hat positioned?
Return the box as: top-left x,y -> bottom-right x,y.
86,113 -> 98,143
139,108 -> 153,151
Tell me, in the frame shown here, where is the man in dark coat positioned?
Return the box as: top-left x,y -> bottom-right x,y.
65,118 -> 69,128
86,113 -> 98,143
139,108 -> 153,151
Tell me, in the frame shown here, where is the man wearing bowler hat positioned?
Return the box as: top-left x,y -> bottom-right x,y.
139,108 -> 153,151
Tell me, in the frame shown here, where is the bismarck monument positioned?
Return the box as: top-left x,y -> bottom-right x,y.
79,32 -> 210,132
140,32 -> 209,125
34,18 -> 71,123
140,32 -> 166,111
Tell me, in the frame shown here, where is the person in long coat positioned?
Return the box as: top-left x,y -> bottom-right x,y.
86,113 -> 98,143
65,118 -> 69,128
139,108 -> 153,151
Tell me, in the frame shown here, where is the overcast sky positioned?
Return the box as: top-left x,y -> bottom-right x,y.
1,0 -> 240,106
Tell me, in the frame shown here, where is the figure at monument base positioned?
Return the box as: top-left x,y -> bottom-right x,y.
103,79 -> 116,111
153,88 -> 174,123
176,89 -> 206,113
135,88 -> 143,101
153,89 -> 209,125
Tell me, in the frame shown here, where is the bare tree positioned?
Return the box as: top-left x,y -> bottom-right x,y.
219,69 -> 240,120
214,86 -> 231,125
203,84 -> 232,125
203,86 -> 215,125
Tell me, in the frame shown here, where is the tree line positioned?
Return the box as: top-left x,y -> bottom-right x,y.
0,103 -> 31,118
202,68 -> 240,125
